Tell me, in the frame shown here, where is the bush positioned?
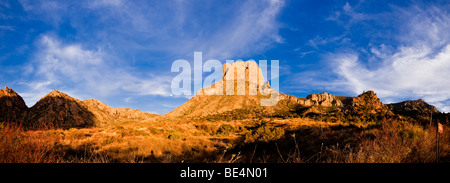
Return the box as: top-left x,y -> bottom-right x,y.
193,130 -> 209,136
399,126 -> 425,141
216,124 -> 235,135
203,108 -> 265,121
195,124 -> 216,135
167,131 -> 181,140
244,124 -> 285,143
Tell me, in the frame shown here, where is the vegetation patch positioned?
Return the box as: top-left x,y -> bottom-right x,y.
244,123 -> 285,143
216,124 -> 235,136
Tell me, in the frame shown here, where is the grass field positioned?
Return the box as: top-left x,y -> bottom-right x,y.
1,115 -> 448,163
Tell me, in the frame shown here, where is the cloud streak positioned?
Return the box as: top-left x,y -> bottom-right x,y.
20,35 -> 172,106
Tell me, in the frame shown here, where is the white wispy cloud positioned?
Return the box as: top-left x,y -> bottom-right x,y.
20,35 -> 172,106
81,0 -> 285,60
17,0 -> 285,62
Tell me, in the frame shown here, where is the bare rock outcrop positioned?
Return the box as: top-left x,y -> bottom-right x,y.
279,92 -> 343,107
197,61 -> 271,96
306,92 -> 343,107
344,90 -> 390,114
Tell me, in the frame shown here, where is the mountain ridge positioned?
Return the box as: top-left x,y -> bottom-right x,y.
0,87 -> 158,128
166,61 -> 398,118
0,61 -> 446,128
0,85 -> 445,128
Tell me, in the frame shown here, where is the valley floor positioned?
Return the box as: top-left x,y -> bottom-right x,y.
1,116 -> 449,163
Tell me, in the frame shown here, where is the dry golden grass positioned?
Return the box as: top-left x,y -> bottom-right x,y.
322,119 -> 446,163
1,116 -> 448,163
37,118 -> 232,162
0,123 -> 62,163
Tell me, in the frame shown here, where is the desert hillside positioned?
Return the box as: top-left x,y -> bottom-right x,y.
0,87 -> 157,129
0,61 -> 449,163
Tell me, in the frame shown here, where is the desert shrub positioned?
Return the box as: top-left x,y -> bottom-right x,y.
167,131 -> 181,140
234,125 -> 248,134
272,111 -> 299,119
195,124 -> 216,135
216,124 -> 235,136
102,136 -> 122,145
193,130 -> 209,136
399,126 -> 425,141
244,124 -> 285,143
203,109 -> 262,121
148,127 -> 163,135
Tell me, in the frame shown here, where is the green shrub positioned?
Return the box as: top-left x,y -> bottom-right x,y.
195,124 -> 215,135
167,131 -> 181,140
244,124 -> 285,143
103,136 -> 122,145
148,127 -> 163,134
203,108 -> 263,121
399,126 -> 424,141
193,130 -> 209,136
216,124 -> 235,135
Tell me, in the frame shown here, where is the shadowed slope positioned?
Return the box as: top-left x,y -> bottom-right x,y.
25,90 -> 95,129
0,86 -> 28,123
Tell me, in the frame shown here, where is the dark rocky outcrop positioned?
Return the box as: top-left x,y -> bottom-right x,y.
0,86 -> 28,123
387,99 -> 439,116
25,90 -> 95,129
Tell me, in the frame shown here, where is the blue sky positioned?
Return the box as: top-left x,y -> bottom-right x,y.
1,0 -> 450,114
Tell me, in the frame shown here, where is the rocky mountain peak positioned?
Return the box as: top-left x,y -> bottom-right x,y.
27,90 -> 93,128
197,61 -> 275,96
1,86 -> 20,97
0,86 -> 28,123
46,90 -> 71,98
170,61 -> 280,117
345,90 -> 389,114
222,61 -> 264,84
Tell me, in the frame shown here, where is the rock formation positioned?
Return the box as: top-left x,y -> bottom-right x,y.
25,90 -> 95,129
344,90 -> 390,114
167,61 -> 281,117
197,61 -> 273,96
0,86 -> 28,123
167,61 -> 344,117
279,92 -> 343,107
387,99 -> 439,116
306,92 -> 343,107
1,87 -> 157,129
